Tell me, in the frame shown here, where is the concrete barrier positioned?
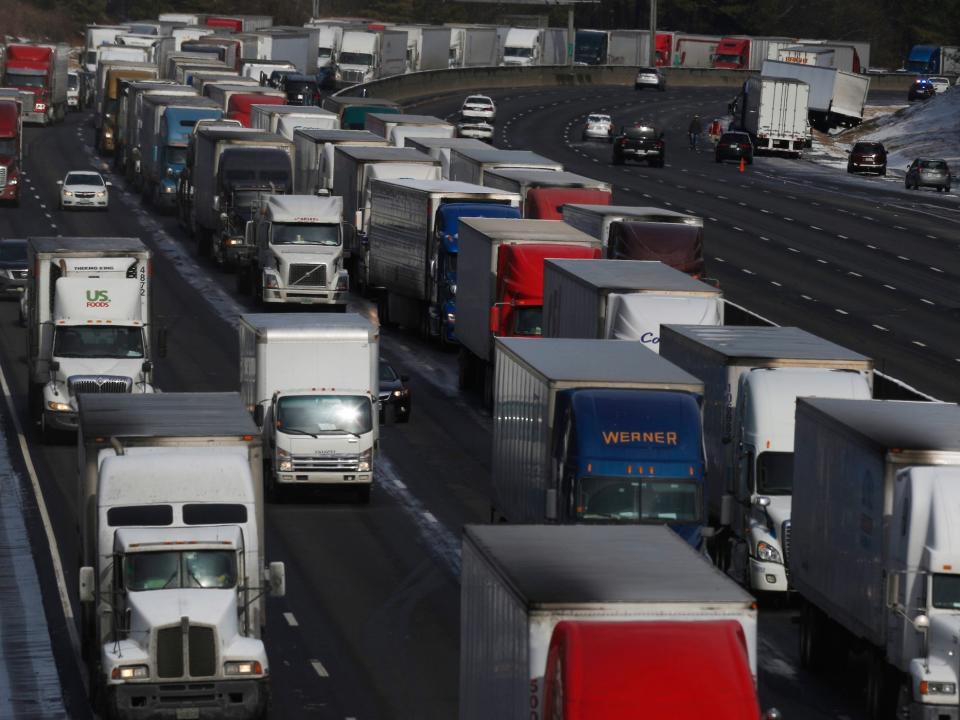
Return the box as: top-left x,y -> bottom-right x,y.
333,65 -> 916,104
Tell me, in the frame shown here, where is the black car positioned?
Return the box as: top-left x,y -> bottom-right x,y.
847,141 -> 887,175
612,124 -> 665,167
908,78 -> 936,102
715,131 -> 753,164
379,360 -> 410,423
0,238 -> 27,298
281,74 -> 321,106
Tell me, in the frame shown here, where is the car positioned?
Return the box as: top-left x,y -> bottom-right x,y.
634,67 -> 666,91
847,141 -> 887,175
460,95 -> 496,122
456,120 -> 494,141
715,131 -> 753,164
612,124 -> 665,167
908,78 -> 936,101
281,74 -> 321,106
0,238 -> 27,299
928,76 -> 951,94
57,170 -> 110,210
582,113 -> 613,142
378,359 -> 410,423
905,158 -> 952,192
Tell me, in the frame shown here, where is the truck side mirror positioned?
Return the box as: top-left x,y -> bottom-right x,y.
79,566 -> 95,603
245,221 -> 255,246
213,196 -> 220,212
488,305 -> 501,333
354,209 -> 362,229
49,360 -> 60,372
267,561 -> 286,598
157,327 -> 168,359
254,404 -> 264,426
719,493 -> 734,526
141,360 -> 153,374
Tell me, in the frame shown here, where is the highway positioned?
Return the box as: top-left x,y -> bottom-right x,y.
0,81 -> 956,719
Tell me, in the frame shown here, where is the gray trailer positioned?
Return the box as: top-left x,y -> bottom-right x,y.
448,148 -> 562,185
363,112 -> 454,147
761,59 -> 870,131
561,204 -> 703,255
257,29 -> 319,73
404,136 -> 490,177
460,524 -> 757,720
293,128 -> 388,195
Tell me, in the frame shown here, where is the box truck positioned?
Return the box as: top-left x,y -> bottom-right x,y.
761,59 -> 869,131
404,137 -> 490,177
733,76 -> 810,157
448,147 -> 562,185
481,168 -> 612,219
321,95 -> 400,131
364,112 -> 454,147
561,203 -> 703,258
293,128 -> 388,195
250,105 -> 339,139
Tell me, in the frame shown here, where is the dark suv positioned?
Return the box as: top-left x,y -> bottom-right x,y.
908,78 -> 936,102
715,131 -> 753,164
281,74 -> 321,106
847,141 -> 887,175
612,124 -> 665,167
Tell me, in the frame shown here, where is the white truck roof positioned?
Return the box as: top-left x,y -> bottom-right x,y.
564,203 -> 703,227
452,148 -> 559,166
253,104 -> 335,118
497,337 -> 703,390
459,217 -> 593,243
484,168 -> 612,191
240,313 -> 378,343
28,236 -> 148,256
546,259 -> 721,295
366,113 -> 447,125
263,194 -> 342,221
405,137 -> 489,151
335,146 -> 431,162
100,451 -> 255,505
372,179 -> 517,197
661,325 -> 871,364
464,524 -> 753,605
115,524 -> 243,550
294,128 -> 385,144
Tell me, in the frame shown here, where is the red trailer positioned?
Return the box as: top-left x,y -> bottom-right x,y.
0,99 -> 22,205
227,94 -> 285,127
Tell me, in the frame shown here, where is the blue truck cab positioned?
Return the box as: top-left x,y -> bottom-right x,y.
434,202 -> 520,343
906,45 -> 941,74
153,106 -> 223,207
551,388 -> 707,548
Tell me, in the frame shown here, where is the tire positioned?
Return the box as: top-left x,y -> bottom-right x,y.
879,168 -> 886,177
457,349 -> 473,391
28,383 -> 40,423
39,411 -> 56,445
715,155 -> 722,163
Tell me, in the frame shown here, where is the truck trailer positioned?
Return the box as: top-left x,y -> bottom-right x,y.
293,128 -> 388,195
481,168 -> 612,219
761,59 -> 869,131
733,75 -> 810,157
562,203 -> 703,257
448,147 -> 562,185
2,43 -> 70,125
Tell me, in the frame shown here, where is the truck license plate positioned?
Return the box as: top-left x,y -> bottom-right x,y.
176,710 -> 200,720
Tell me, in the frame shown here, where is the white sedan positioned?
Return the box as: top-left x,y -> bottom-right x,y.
58,170 -> 110,210
460,95 -> 496,122
456,121 -> 494,141
928,76 -> 951,94
582,113 -> 614,142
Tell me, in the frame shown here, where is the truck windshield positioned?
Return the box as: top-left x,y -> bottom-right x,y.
68,74 -> 79,89
318,47 -> 333,59
756,451 -> 793,495
0,139 -> 17,156
513,307 -> 542,336
85,50 -> 98,66
577,478 -> 700,523
933,574 -> 960,609
714,53 -> 742,64
339,52 -> 373,65
166,146 -> 188,165
0,242 -> 26,261
277,395 -> 372,436
271,223 -> 340,246
504,47 -> 533,59
54,326 -> 144,359
124,550 -> 237,591
5,73 -> 45,88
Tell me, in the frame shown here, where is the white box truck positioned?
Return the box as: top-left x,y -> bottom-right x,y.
460,524 -> 757,720
239,314 -> 379,502
293,128 -> 388,195
76,392 -> 284,720
364,112 -> 454,147
404,137 -> 490,178
659,325 -> 874,579
25,237 -> 158,442
542,259 -> 723,352
735,76 -> 809,157
448,148 -> 562,185
761,59 -> 869,131
562,204 -> 703,256
250,104 -> 338,139
792,399 -> 960,719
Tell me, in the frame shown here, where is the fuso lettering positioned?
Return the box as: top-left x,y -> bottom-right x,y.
602,431 -> 678,445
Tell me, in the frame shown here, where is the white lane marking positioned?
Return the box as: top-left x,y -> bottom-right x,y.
708,217 -> 718,222
921,299 -> 935,305
930,266 -> 943,273
783,217 -> 794,222
311,660 -> 330,678
816,259 -> 828,264
0,358 -> 83,668
835,308 -> 848,315
837,234 -> 848,239
847,271 -> 862,277
912,341 -> 927,348
770,281 -> 781,287
873,324 -> 888,331
897,255 -> 910,261
284,612 -> 299,627
801,294 -> 814,301
866,244 -> 877,250
39,203 -> 46,209
716,195 -> 728,200
809,225 -> 822,231
759,236 -> 770,242
884,284 -> 897,290
760,208 -> 770,213
422,511 -> 438,524
741,268 -> 755,275
732,226 -> 743,232
927,234 -> 937,239
713,257 -> 725,263
894,225 -> 906,230
787,247 -> 799,253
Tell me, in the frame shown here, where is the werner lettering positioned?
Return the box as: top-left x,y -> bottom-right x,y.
602,431 -> 678,445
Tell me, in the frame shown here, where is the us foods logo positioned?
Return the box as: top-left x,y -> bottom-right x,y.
86,290 -> 110,308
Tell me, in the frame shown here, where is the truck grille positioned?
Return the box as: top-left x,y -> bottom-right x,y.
782,520 -> 792,584
292,453 -> 360,472
68,375 -> 132,395
156,624 -> 217,679
10,270 -> 27,279
340,69 -> 365,85
0,167 -> 6,185
288,263 -> 327,287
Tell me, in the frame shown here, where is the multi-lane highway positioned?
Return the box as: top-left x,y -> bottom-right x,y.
1,82 -> 957,719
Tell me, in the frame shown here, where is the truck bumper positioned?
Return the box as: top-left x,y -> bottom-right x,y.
0,185 -> 19,202
748,558 -> 789,592
276,470 -> 373,486
23,110 -> 48,125
44,408 -> 78,432
110,677 -> 269,720
217,240 -> 254,266
263,288 -> 347,306
910,704 -> 959,720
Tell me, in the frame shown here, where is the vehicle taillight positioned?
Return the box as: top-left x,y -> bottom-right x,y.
655,141 -> 664,149
618,138 -> 627,147
740,144 -> 751,150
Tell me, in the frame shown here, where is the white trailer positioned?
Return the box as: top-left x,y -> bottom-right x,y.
392,26 -> 450,72
561,204 -> 702,255
737,75 -> 810,156
256,29 -> 319,74
542,259 -> 722,352
84,26 -> 130,72
792,399 -> 960,718
607,30 -> 645,65
238,314 -> 379,502
777,45 -> 836,68
761,59 -> 870,131
250,105 -> 339,139
448,26 -> 499,67
312,25 -> 344,69
448,148 -> 562,185
363,112 -> 453,147
404,136 -> 490,178
293,128 -> 388,195
460,524 -> 758,720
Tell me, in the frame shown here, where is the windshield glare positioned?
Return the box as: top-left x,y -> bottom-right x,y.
504,47 -> 533,58
6,74 -> 44,88
124,550 -> 237,591
277,395 -> 372,435
715,53 -> 741,63
756,451 -> 793,495
54,326 -> 144,359
512,307 -> 542,336
578,478 -> 700,522
166,146 -> 188,165
933,574 -> 960,610
272,223 -> 339,246
339,52 -> 373,66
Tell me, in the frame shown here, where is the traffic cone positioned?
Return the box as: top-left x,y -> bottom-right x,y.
739,157 -> 746,173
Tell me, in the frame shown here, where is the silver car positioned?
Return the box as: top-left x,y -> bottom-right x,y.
457,121 -> 494,141
634,67 -> 666,91
582,113 -> 614,142
905,158 -> 951,192
0,238 -> 27,298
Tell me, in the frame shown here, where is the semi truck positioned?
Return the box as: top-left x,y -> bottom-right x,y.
313,25 -> 343,70
250,105 -> 339,139
255,29 -> 319,74
712,36 -> 794,71
93,60 -> 154,130
293,128 -> 388,195
501,27 -> 567,66
25,237 -> 158,442
99,66 -> 159,153
84,25 -> 129,72
792,398 -> 960,719
366,179 -> 521,343
0,98 -> 22,206
542,259 -> 722,352
448,147 -> 562,185
363,112 -> 454,147
459,524 -> 758,720
905,44 -> 960,75
481,168 -> 612,219
1,43 -> 69,124
455,218 -> 601,404
320,96 -> 400,130
335,30 -> 407,87
226,94 -> 286,128
205,83 -> 284,114
115,79 -> 190,177
392,26 -> 450,71
732,76 -> 810,157
241,194 -> 349,306
76,392 -> 284,720
659,325 -> 874,578
672,33 -> 721,68
447,26 -> 499,67
561,203 -> 703,257
238,313 -> 379,502
491,337 -> 708,546
761,59 -> 870,131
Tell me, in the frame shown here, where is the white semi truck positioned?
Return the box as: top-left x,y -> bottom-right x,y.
792,399 -> 960,719
239,313 -> 379,502
335,30 -> 407,87
25,237 -> 159,442
76,392 -> 284,720
733,76 -> 810,157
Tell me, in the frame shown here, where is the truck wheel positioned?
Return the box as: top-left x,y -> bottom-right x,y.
28,383 -> 40,423
482,364 -> 494,409
39,412 -> 56,444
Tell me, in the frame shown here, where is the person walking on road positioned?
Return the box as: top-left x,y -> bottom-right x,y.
688,114 -> 703,150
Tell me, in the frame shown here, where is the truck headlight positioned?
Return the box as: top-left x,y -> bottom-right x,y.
111,665 -> 149,680
35,103 -> 46,111
336,272 -> 349,291
358,447 -> 372,472
224,660 -> 263,676
756,541 -> 782,564
7,177 -> 17,185
276,447 -> 292,472
920,681 -> 957,695
47,401 -> 71,412
264,273 -> 279,289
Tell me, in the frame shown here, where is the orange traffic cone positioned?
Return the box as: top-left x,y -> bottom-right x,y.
739,157 -> 746,173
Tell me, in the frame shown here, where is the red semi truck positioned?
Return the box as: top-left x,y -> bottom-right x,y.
227,94 -> 285,127
0,98 -> 22,205
2,44 -> 69,125
542,620 -> 766,719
